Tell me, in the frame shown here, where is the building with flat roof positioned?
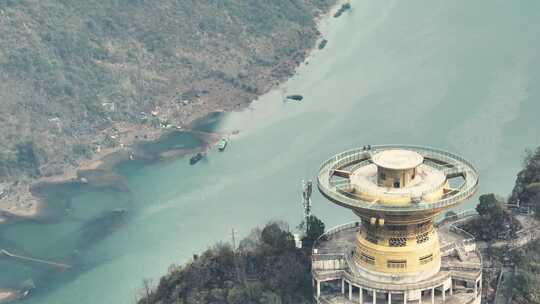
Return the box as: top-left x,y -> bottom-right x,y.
313,145 -> 482,304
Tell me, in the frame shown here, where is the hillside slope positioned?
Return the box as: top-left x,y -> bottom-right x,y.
0,0 -> 335,193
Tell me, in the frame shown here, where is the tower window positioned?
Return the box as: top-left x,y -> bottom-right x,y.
380,172 -> 386,180
393,180 -> 400,188
387,260 -> 407,269
359,253 -> 375,265
389,237 -> 407,247
419,254 -> 433,265
416,232 -> 429,244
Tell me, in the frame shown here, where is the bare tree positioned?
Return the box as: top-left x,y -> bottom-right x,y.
141,278 -> 153,304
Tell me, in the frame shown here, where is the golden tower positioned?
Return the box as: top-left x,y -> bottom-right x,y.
313,145 -> 482,304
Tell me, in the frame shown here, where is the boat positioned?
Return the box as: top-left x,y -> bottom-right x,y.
334,2 -> 352,18
190,153 -> 204,165
217,137 -> 228,151
318,39 -> 328,50
285,95 -> 304,101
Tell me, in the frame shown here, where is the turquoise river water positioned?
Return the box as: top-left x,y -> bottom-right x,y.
1,0 -> 540,303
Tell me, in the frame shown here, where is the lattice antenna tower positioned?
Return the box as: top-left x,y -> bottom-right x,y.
302,179 -> 313,233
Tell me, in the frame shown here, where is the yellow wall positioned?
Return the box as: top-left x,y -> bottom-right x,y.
353,227 -> 441,274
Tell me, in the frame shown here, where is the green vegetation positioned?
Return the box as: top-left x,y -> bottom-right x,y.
299,215 -> 325,249
510,147 -> 540,217
0,0 -> 336,182
505,240 -> 540,304
138,218 -> 325,304
464,146 -> 540,303
461,193 -> 519,241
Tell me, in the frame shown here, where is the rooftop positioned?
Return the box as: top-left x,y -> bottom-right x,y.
349,163 -> 446,201
372,150 -> 424,170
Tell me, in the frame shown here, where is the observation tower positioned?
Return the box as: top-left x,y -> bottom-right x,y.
312,145 -> 482,304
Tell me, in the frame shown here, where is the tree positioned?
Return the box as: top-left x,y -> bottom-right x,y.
141,278 -> 153,304
509,147 -> 540,213
476,194 -> 505,218
507,271 -> 540,304
261,223 -> 295,252
473,194 -> 506,241
139,221 -> 316,304
16,142 -> 41,176
260,291 -> 282,304
301,215 -> 325,249
227,282 -> 262,304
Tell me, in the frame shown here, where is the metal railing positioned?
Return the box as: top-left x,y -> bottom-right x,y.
317,145 -> 479,213
449,225 -> 476,245
316,266 -> 453,292
312,253 -> 347,261
312,220 -> 483,289
313,221 -> 360,253
436,210 -> 477,226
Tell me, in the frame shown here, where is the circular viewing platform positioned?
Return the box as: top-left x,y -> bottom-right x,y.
317,145 -> 479,215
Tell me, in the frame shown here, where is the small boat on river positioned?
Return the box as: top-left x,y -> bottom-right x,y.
190,153 -> 204,165
285,95 -> 304,102
217,137 -> 228,151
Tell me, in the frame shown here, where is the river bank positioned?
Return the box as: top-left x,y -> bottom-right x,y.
0,123 -> 225,223
0,0 -> 349,225
0,290 -> 17,304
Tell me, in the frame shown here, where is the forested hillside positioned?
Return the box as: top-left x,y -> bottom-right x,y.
0,0 -> 335,181
139,217 -> 325,304
510,147 -> 540,216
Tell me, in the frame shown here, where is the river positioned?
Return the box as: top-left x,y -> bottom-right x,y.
2,0 -> 540,303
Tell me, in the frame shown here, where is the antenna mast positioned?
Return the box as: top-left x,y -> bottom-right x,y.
302,179 -> 313,233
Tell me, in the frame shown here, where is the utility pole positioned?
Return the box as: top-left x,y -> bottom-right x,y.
231,228 -> 242,283
231,228 -> 237,252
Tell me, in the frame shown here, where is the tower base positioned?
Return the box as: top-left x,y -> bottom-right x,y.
312,218 -> 482,304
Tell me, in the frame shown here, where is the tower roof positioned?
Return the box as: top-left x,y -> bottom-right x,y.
372,149 -> 423,170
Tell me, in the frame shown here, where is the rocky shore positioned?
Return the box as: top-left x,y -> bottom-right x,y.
0,291 -> 16,303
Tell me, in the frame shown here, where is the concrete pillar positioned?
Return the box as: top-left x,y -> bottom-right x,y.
431,288 -> 435,304
403,292 -> 407,304
373,290 -> 377,304
349,283 -> 353,300
450,284 -> 453,296
360,288 -> 363,304
419,291 -> 422,304
341,280 -> 345,294
479,278 -> 482,297
474,281 -> 478,298
388,292 -> 392,304
316,280 -> 321,298
442,285 -> 445,302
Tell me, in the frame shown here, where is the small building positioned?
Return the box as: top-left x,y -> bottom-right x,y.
0,183 -> 10,200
